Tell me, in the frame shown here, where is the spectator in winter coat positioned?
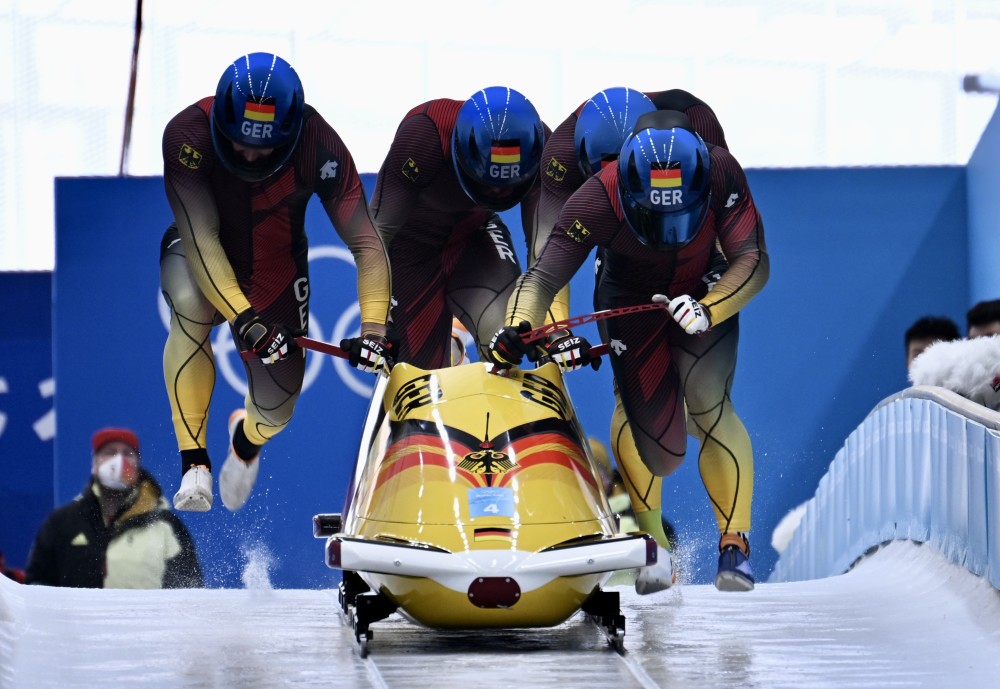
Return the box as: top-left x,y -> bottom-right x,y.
25,428 -> 203,589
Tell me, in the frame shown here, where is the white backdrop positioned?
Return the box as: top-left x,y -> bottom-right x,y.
3,0 -> 1000,270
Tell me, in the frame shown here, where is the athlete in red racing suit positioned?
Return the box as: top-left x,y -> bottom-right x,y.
160,52 -> 391,512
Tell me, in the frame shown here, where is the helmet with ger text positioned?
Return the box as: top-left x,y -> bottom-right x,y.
210,52 -> 305,182
574,87 -> 656,178
452,86 -> 545,211
617,110 -> 712,251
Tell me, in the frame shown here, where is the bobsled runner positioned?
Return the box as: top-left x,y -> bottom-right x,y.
313,358 -> 655,654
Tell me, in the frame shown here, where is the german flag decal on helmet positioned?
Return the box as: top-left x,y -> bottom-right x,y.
243,97 -> 276,122
490,140 -> 521,164
650,161 -> 682,188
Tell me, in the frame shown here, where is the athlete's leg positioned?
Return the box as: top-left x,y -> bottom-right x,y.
594,261 -> 668,549
234,277 -> 310,448
597,272 -> 687,545
160,225 -> 221,469
237,354 -> 306,446
610,384 -> 671,549
218,340 -> 305,512
604,306 -> 687,475
161,225 -> 223,511
672,315 -> 753,535
217,275 -> 309,511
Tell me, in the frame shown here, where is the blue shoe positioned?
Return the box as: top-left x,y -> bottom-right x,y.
715,533 -> 755,592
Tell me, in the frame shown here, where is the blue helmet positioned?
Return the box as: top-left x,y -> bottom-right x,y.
574,88 -> 655,178
617,110 -> 712,251
210,52 -> 305,182
452,87 -> 545,211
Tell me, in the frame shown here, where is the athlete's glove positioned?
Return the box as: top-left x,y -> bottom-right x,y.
487,321 -> 537,369
654,293 -> 711,335
339,334 -> 393,373
703,247 -> 729,292
542,331 -> 602,372
234,309 -> 300,364
702,268 -> 723,292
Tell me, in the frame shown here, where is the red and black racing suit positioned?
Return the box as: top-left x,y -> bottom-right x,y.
532,88 -> 736,529
369,98 -> 544,369
505,143 -> 768,535
160,98 -> 391,469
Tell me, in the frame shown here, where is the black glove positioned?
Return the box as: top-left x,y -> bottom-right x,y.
487,321 -> 537,369
234,309 -> 300,365
339,334 -> 393,373
703,245 -> 729,292
542,331 -> 602,372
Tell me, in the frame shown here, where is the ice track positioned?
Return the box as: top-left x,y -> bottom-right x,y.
2,541 -> 999,689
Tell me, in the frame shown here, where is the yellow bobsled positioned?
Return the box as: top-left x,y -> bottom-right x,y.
313,360 -> 653,652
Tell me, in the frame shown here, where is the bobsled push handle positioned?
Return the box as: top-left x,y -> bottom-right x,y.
238,328 -> 620,361
239,336 -> 348,361
520,302 -> 668,344
293,336 -> 348,359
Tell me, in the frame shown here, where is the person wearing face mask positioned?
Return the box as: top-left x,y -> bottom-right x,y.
24,428 -> 203,589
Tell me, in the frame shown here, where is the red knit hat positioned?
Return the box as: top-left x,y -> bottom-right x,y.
91,428 -> 140,454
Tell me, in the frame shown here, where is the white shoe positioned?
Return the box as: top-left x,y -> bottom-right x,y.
173,466 -> 213,512
635,545 -> 675,595
219,409 -> 260,511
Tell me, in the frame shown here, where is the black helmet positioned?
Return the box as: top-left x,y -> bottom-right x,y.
617,111 -> 712,251
452,87 -> 545,211
210,52 -> 305,182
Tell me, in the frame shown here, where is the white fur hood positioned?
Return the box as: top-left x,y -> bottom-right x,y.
908,335 -> 1000,411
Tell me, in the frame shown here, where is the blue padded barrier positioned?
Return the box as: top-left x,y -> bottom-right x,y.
770,386 -> 1000,590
